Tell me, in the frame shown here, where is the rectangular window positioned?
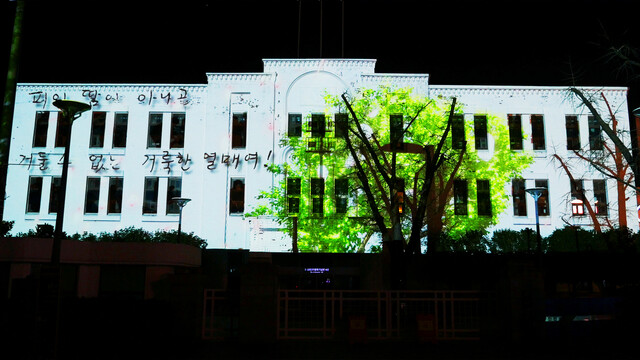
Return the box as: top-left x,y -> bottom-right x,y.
334,113 -> 348,139
477,180 -> 492,216
535,179 -> 549,216
565,115 -> 581,150
451,115 -> 465,150
390,114 -> 404,150
453,180 -> 468,216
232,113 -> 247,148
166,177 -> 182,214
512,179 -> 527,216
89,112 -> 106,148
32,111 -> 49,147
26,176 -> 43,213
571,179 -> 585,216
508,114 -> 523,150
287,177 -> 301,214
107,177 -> 124,214
55,112 -> 70,148
311,114 -> 326,138
288,114 -> 302,137
588,116 -> 603,151
335,178 -> 349,214
147,113 -> 163,148
531,115 -> 546,150
143,177 -> 159,214
48,177 -> 61,214
474,115 -> 488,150
230,178 -> 245,214
84,177 -> 101,214
311,178 -> 325,215
170,113 -> 186,149
593,179 -> 608,216
112,113 -> 128,148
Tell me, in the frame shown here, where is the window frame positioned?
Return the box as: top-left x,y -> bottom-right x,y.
593,179 -> 608,216
508,114 -> 523,150
107,177 -> 124,214
453,179 -> 468,216
26,176 -> 43,213
32,111 -> 49,148
112,112 -> 128,148
232,113 -> 247,149
451,115 -> 466,150
89,111 -> 106,148
229,177 -> 245,214
48,177 -> 62,214
142,177 -> 159,214
166,177 -> 182,215
84,177 -> 101,214
477,179 -> 492,217
147,113 -> 163,149
473,115 -> 488,150
531,114 -> 546,150
170,112 -> 186,149
565,115 -> 581,150
588,115 -> 603,151
288,113 -> 302,137
512,179 -> 527,216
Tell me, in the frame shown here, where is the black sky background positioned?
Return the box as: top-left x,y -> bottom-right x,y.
3,0 -> 640,110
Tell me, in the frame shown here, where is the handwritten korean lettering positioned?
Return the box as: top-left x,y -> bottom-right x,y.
36,152 -> 49,171
244,152 -> 258,169
204,152 -> 217,170
162,151 -> 173,174
29,91 -> 47,106
176,152 -> 191,171
82,89 -> 99,106
142,154 -> 157,173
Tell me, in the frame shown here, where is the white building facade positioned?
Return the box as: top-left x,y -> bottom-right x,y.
4,59 -> 637,250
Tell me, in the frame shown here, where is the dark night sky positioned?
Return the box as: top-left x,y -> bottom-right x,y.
3,0 -> 640,109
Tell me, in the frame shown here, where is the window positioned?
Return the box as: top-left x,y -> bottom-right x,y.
451,115 -> 465,150
531,115 -> 545,150
288,114 -> 302,137
166,177 -> 182,214
453,180 -> 468,216
232,113 -> 247,148
535,179 -> 549,216
55,112 -> 70,148
48,177 -> 61,214
565,115 -> 581,150
335,113 -> 348,139
474,115 -> 488,150
107,177 -> 124,214
84,177 -> 101,214
593,179 -> 608,216
477,180 -> 491,216
588,116 -> 603,151
26,176 -> 43,213
33,111 -> 49,147
229,178 -> 245,214
143,177 -> 159,214
170,113 -> 186,149
89,112 -> 106,148
112,113 -> 128,148
508,114 -> 523,150
311,114 -> 326,138
311,178 -> 325,215
390,114 -> 404,150
570,179 -> 585,216
512,179 -> 527,216
287,178 -> 301,214
335,178 -> 349,214
147,113 -> 163,148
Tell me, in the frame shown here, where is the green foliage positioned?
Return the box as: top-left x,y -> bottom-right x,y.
488,228 -> 538,253
439,230 -> 489,253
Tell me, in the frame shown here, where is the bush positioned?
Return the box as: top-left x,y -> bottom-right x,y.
0,220 -> 14,237
488,228 -> 537,254
438,230 -> 489,254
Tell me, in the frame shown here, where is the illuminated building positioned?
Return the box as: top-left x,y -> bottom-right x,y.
3,59 -> 637,250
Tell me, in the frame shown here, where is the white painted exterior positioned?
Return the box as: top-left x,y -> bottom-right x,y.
4,59 -> 637,250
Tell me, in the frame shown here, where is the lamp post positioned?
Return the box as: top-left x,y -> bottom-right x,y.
525,187 -> 546,254
172,197 -> 191,243
52,99 -> 91,264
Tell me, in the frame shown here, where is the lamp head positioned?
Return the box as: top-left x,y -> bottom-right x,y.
172,197 -> 192,209
53,99 -> 91,120
525,187 -> 547,198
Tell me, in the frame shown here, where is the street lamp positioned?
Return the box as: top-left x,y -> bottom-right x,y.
172,197 -> 191,243
52,99 -> 91,265
525,187 -> 547,254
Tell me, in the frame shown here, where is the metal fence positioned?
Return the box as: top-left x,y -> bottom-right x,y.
277,290 -> 493,340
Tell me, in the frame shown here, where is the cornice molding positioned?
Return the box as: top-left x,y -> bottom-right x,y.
360,73 -> 429,86
206,73 -> 274,83
16,83 -> 208,93
429,85 -> 628,98
263,59 -> 376,73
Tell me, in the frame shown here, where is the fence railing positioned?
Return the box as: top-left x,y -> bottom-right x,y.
202,289 -> 238,340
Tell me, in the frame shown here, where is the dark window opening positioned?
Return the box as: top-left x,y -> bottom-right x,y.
288,114 -> 302,137
232,113 -> 247,148
287,178 -> 301,215
89,112 -> 106,148
570,179 -> 585,216
390,114 -> 404,150
33,111 -> 49,147
84,177 -> 101,214
453,179 -> 468,216
474,115 -> 488,150
26,176 -> 43,213
477,180 -> 492,216
107,177 -> 124,214
535,179 -> 549,216
588,116 -> 603,151
566,115 -> 581,150
335,178 -> 349,214
147,113 -> 163,148
593,179 -> 608,216
512,179 -> 527,216
55,112 -> 70,148
311,114 -> 326,138
112,113 -> 128,148
531,115 -> 546,150
143,177 -> 159,214
508,114 -> 523,150
166,177 -> 182,214
230,178 -> 245,214
170,113 -> 186,149
335,113 -> 348,139
48,177 -> 61,214
311,178 -> 325,215
451,115 -> 465,150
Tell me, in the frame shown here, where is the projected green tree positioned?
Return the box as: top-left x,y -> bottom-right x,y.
248,87 -> 532,253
